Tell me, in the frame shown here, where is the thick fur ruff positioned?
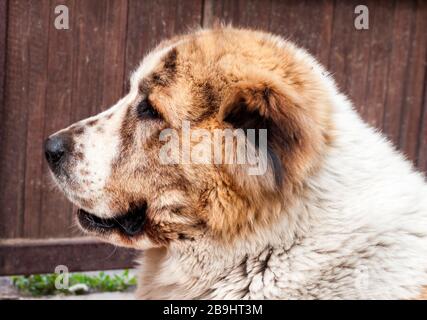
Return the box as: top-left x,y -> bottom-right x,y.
136,90 -> 427,299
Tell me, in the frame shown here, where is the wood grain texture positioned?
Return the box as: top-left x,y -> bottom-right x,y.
102,0 -> 128,106
22,0 -> 51,238
0,0 -> 7,234
329,0 -> 373,117
71,0 -> 109,121
0,237 -> 137,276
270,0 -> 334,67
203,0 -> 273,30
40,0 -> 76,238
362,0 -> 395,128
0,0 -> 7,127
1,0 -> 32,238
417,75 -> 427,173
398,0 -> 427,164
124,0 -> 202,86
383,0 -> 414,145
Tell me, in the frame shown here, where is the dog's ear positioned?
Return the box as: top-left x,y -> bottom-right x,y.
217,70 -> 328,191
208,70 -> 330,240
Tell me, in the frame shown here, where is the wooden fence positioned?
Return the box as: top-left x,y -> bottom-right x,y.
0,0 -> 426,275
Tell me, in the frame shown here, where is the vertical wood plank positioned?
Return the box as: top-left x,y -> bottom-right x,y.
175,0 -> 203,34
202,0 -> 214,27
203,0 -> 272,30
41,0 -> 76,238
346,0 -> 377,119
363,0 -> 395,128
0,0 -> 31,238
102,0 -> 128,106
70,0 -> 108,121
236,0 -> 273,31
22,0 -> 51,237
270,0 -> 334,66
125,0 -> 202,85
0,0 -> 8,234
398,0 -> 427,164
328,0 -> 373,114
203,0 -> 240,27
0,0 -> 7,124
383,0 -> 414,146
314,0 -> 335,67
417,78 -> 427,173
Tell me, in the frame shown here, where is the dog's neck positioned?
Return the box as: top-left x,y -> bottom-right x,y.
135,190 -> 316,299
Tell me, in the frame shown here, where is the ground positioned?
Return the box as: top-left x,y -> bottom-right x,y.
0,269 -> 135,300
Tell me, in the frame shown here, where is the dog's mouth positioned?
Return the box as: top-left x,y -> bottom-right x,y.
77,203 -> 147,237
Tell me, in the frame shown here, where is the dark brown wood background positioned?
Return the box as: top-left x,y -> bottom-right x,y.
0,0 -> 426,275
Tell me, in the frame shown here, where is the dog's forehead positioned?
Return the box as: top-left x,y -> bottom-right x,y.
130,40 -> 187,91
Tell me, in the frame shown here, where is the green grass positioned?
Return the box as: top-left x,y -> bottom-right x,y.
11,269 -> 137,296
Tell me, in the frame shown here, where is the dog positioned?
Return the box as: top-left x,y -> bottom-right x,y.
44,27 -> 427,299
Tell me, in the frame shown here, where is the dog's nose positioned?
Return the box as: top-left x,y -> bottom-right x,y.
44,132 -> 73,169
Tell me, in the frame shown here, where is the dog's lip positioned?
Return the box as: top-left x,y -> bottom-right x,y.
77,209 -> 116,230
77,204 -> 147,236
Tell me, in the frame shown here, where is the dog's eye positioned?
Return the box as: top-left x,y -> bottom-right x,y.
137,99 -> 160,120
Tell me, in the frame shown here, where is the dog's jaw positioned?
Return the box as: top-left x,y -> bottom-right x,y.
77,203 -> 147,237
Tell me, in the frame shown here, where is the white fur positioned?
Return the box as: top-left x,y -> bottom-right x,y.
53,98 -> 129,217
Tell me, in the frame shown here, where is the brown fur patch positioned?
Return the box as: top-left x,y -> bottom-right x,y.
416,286 -> 427,299
75,151 -> 84,160
72,126 -> 85,136
151,48 -> 178,88
87,119 -> 98,126
74,196 -> 94,210
118,106 -> 138,160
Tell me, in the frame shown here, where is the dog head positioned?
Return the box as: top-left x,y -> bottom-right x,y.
44,28 -> 332,249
